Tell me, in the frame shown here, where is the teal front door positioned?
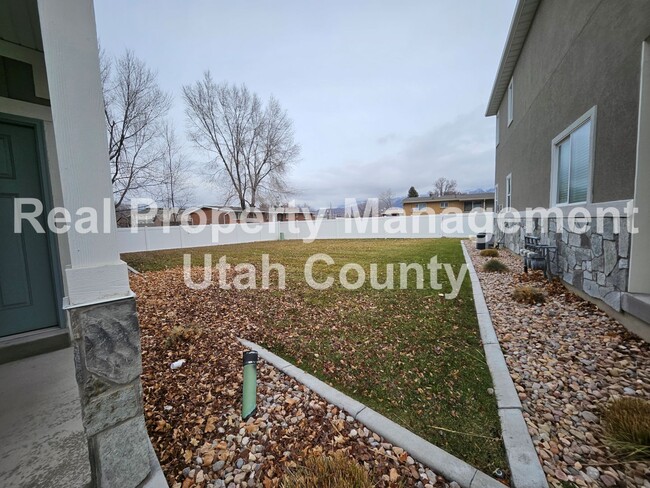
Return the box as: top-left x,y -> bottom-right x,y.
0,118 -> 59,337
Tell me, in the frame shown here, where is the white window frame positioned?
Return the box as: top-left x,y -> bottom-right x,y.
494,183 -> 499,211
496,111 -> 500,146
505,174 -> 512,208
416,202 -> 427,211
439,201 -> 449,209
550,106 -> 597,207
507,78 -> 514,126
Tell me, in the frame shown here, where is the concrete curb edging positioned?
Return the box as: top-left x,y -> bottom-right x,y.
238,338 -> 503,488
461,241 -> 549,488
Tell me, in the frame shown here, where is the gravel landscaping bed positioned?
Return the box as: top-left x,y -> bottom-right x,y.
132,269 -> 452,487
467,244 -> 650,488
175,359 -> 450,488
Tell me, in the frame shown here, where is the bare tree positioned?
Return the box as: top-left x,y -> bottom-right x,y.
379,189 -> 394,212
346,198 -> 379,218
430,177 -> 458,197
102,49 -> 172,208
157,123 -> 194,221
182,73 -> 299,209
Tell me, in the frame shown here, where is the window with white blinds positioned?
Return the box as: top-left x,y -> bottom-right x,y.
552,108 -> 595,205
507,78 -> 514,126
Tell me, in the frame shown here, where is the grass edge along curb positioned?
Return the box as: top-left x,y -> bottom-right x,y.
238,337 -> 503,488
461,240 -> 549,488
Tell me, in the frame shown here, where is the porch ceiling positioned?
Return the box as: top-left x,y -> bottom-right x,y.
0,0 -> 43,52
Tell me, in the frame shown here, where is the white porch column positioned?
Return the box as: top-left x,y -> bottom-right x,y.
37,0 -> 129,306
36,3 -> 160,488
629,40 -> 650,294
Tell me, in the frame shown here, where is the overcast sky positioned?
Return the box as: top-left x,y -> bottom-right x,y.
94,0 -> 516,209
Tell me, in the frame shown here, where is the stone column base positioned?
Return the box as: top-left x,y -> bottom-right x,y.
69,297 -> 152,488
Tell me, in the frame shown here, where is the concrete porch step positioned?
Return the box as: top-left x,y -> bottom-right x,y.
621,293 -> 650,325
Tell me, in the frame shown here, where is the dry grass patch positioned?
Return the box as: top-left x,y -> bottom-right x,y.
281,451 -> 373,488
482,259 -> 509,273
479,249 -> 499,257
164,323 -> 202,349
512,285 -> 546,305
602,398 -> 650,460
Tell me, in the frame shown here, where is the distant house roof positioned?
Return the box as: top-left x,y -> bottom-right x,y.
192,205 -> 243,212
191,205 -> 314,215
485,0 -> 541,116
267,207 -> 313,215
381,208 -> 405,216
403,192 -> 495,204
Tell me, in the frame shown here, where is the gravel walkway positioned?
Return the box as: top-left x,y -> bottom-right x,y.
466,244 -> 650,488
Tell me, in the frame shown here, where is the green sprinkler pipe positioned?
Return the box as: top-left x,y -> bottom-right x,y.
242,350 -> 258,420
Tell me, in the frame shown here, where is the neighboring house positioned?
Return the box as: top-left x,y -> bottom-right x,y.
486,0 -> 650,337
402,192 -> 495,215
186,205 -> 244,225
116,205 -> 186,227
270,206 -> 316,222
0,1 -> 166,487
381,207 -> 405,217
186,205 -> 314,225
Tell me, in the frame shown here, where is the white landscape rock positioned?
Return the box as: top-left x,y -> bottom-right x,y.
467,243 -> 650,487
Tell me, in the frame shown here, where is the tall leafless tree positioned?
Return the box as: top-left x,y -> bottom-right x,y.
182,72 -> 299,209
102,49 -> 172,208
378,189 -> 395,212
157,123 -> 194,221
430,177 -> 458,197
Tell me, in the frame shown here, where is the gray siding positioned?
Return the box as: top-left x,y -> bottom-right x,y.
495,0 -> 650,209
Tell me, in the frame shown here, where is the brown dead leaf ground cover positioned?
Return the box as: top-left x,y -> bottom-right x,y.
124,239 -> 508,485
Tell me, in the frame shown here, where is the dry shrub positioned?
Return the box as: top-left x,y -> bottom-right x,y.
480,249 -> 499,257
512,285 -> 546,304
165,323 -> 202,349
482,259 -> 509,273
602,398 -> 650,460
281,451 -> 373,488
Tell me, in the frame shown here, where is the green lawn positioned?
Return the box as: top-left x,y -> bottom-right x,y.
124,238 -> 507,474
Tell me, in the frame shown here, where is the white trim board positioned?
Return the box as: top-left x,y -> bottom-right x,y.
629,39 -> 650,293
0,96 -> 52,121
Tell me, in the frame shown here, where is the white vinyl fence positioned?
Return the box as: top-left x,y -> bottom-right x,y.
117,213 -> 494,253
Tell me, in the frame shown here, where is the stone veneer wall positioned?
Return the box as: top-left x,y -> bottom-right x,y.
495,216 -> 630,311
69,298 -> 152,488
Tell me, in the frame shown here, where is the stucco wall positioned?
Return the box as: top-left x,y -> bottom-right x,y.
494,0 -> 650,209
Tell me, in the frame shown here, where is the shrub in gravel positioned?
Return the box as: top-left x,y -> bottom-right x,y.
165,323 -> 201,348
602,398 -> 650,459
512,285 -> 546,304
281,451 -> 373,488
480,249 -> 499,257
482,259 -> 509,273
